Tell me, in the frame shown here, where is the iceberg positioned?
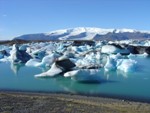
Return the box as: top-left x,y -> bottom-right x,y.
104,56 -> 117,71
25,59 -> 41,67
35,58 -> 76,77
128,53 -> 149,59
39,53 -> 60,67
64,69 -> 103,82
101,44 -> 130,55
26,53 -> 60,67
0,53 -> 3,59
0,50 -> 10,59
117,59 -> 137,73
19,45 -> 28,51
104,54 -> 137,73
32,50 -> 46,60
75,52 -> 102,68
9,44 -> 32,63
35,63 -> 63,77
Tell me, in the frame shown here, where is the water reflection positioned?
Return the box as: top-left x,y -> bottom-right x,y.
37,76 -> 101,94
116,70 -> 129,78
36,74 -> 117,95
104,69 -> 131,79
104,70 -> 111,80
1,61 -> 150,100
10,62 -> 50,76
10,63 -> 24,75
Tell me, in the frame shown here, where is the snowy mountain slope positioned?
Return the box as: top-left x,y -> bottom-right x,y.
14,27 -> 150,40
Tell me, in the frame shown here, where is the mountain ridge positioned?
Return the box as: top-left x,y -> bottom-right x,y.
14,27 -> 150,41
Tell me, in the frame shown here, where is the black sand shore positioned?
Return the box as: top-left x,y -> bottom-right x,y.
0,91 -> 150,113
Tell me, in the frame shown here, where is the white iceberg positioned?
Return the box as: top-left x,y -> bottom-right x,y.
104,56 -> 117,71
101,45 -> 129,54
9,44 -> 31,63
35,58 -> 75,77
117,59 -> 137,73
25,59 -> 41,67
26,53 -> 60,67
35,63 -> 63,77
128,53 -> 149,59
19,45 -> 28,51
75,52 -> 102,68
64,69 -> 103,82
32,50 -> 46,59
104,54 -> 137,73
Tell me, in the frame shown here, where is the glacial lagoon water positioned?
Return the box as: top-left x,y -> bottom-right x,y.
0,57 -> 150,102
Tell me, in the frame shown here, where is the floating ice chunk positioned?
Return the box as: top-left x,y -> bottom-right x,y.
9,44 -> 31,63
9,44 -> 17,61
64,70 -> 79,77
101,44 -> 129,54
35,63 -> 63,77
64,69 -> 102,82
19,45 -> 28,51
101,45 -> 120,54
26,53 -> 60,67
0,49 -> 9,59
104,54 -> 123,72
104,56 -> 117,71
25,59 -> 41,67
95,41 -> 104,48
71,46 -> 82,53
56,43 -> 66,53
138,53 -> 149,57
35,58 -> 75,77
39,53 -> 60,67
63,51 -> 75,58
117,59 -> 137,73
95,52 -> 101,60
55,58 -> 76,71
26,47 -> 31,54
32,50 -> 46,59
104,53 -> 138,73
128,53 -> 149,59
144,40 -> 150,46
75,52 -> 102,68
0,53 -> 3,59
69,58 -> 78,64
75,58 -> 95,68
109,53 -> 122,60
58,55 -> 68,61
0,57 -> 10,62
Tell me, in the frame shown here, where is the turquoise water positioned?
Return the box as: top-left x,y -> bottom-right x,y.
0,57 -> 150,102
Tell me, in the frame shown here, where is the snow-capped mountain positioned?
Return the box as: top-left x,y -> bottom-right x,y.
14,27 -> 150,41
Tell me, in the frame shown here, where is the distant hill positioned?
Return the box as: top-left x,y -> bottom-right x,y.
14,27 -> 150,41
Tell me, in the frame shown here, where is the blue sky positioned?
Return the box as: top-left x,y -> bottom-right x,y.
0,0 -> 150,40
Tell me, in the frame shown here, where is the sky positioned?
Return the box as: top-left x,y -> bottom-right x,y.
0,0 -> 150,40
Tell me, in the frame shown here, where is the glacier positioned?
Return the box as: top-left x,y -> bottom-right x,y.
14,27 -> 150,41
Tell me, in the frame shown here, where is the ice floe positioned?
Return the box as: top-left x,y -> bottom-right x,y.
9,44 -> 32,64
117,59 -> 137,73
0,39 -> 149,81
64,69 -> 103,82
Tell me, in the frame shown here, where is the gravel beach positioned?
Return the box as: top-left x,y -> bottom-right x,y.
0,91 -> 150,113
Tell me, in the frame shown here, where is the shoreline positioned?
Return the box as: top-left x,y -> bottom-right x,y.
1,89 -> 150,103
0,91 -> 150,113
